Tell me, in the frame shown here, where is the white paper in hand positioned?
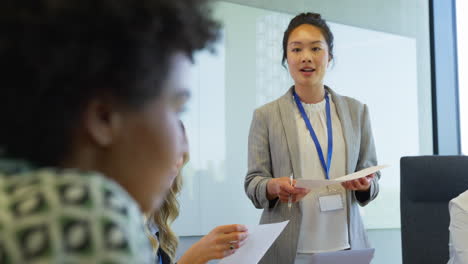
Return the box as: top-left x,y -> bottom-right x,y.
219,220 -> 289,264
335,165 -> 389,182
295,165 -> 389,190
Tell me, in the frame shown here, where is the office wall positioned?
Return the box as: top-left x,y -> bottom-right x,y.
221,0 -> 432,155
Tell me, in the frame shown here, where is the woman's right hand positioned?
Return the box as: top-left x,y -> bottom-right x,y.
266,177 -> 310,202
177,224 -> 249,264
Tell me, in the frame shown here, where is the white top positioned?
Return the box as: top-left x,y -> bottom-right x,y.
294,93 -> 350,253
448,190 -> 468,264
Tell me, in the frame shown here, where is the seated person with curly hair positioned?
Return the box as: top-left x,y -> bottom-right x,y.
147,122 -> 248,264
0,0 -> 219,263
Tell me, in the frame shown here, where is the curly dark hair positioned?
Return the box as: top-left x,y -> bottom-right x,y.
0,0 -> 219,166
282,12 -> 334,67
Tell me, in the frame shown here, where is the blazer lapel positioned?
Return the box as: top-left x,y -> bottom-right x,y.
327,86 -> 357,175
278,87 -> 303,179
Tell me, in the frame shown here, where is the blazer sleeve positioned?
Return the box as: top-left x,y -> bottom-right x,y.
244,108 -> 278,209
354,104 -> 381,206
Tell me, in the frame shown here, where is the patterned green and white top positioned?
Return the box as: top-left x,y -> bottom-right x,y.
0,160 -> 154,264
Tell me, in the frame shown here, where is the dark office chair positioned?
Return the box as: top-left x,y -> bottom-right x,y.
400,156 -> 468,264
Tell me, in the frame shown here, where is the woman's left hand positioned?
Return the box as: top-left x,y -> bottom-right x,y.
341,173 -> 375,191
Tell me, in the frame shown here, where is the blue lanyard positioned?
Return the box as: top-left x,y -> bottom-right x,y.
158,255 -> 163,264
293,90 -> 333,180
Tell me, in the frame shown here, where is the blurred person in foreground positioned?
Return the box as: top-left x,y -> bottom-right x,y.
0,0 -> 219,263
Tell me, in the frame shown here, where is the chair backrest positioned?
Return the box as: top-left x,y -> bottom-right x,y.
400,156 -> 468,264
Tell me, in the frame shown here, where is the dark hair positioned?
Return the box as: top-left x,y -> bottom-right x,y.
282,12 -> 334,67
0,0 -> 219,166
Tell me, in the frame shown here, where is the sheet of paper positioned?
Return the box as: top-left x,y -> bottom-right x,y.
295,165 -> 389,190
219,220 -> 289,264
306,248 -> 375,264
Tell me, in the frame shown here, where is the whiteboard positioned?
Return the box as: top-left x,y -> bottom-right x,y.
173,2 -> 418,236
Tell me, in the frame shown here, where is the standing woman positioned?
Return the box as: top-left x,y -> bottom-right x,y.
244,12 -> 380,264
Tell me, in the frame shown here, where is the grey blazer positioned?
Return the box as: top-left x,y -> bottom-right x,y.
244,86 -> 380,264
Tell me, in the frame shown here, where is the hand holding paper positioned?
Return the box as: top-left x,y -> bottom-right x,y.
267,177 -> 309,204
341,173 -> 374,191
295,165 -> 389,190
219,221 -> 289,264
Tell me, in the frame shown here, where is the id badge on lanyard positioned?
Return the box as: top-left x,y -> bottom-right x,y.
293,90 -> 344,212
318,185 -> 345,212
